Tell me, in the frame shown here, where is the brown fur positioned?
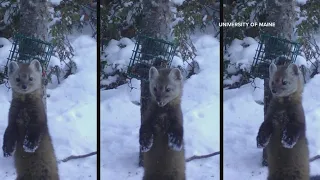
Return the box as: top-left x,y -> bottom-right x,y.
3,61 -> 59,180
258,63 -> 309,180
13,90 -> 58,180
265,95 -> 309,180
141,68 -> 185,180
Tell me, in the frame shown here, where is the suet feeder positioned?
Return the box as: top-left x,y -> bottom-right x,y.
5,34 -> 54,77
250,34 -> 301,79
127,35 -> 177,81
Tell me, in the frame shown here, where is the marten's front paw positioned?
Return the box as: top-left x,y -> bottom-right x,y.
256,122 -> 272,148
3,126 -> 17,157
23,133 -> 41,153
168,126 -> 183,151
139,126 -> 153,152
281,126 -> 300,148
2,140 -> 15,157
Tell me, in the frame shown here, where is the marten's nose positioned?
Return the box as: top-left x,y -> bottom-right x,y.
271,89 -> 276,93
21,84 -> 27,90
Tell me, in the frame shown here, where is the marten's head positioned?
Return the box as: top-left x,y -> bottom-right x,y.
149,67 -> 183,107
269,63 -> 303,97
8,59 -> 43,94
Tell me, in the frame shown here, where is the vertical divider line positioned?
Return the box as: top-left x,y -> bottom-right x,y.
97,0 -> 101,179
219,2 -> 224,179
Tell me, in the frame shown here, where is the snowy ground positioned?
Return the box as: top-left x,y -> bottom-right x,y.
0,35 -> 97,179
101,34 -> 220,179
223,39 -> 320,179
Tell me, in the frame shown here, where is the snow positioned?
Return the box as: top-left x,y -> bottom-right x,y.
296,0 -> 308,5
224,76 -> 320,178
103,38 -> 135,73
48,56 -> 61,68
170,0 -> 186,6
168,132 -> 183,151
3,5 -> 18,25
281,129 -> 297,149
296,55 -> 308,67
226,37 -> 259,67
101,34 -> 220,179
0,38 -> 11,46
23,136 -> 40,153
0,35 -> 97,179
49,0 -> 62,6
0,40 -> 12,72
224,37 -> 320,179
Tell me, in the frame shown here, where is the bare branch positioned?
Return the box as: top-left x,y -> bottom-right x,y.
59,151 -> 97,163
310,155 -> 320,162
186,151 -> 220,162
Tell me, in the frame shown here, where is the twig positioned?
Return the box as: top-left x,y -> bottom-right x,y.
214,31 -> 220,38
186,151 -> 220,162
59,151 -> 97,163
310,155 -> 320,162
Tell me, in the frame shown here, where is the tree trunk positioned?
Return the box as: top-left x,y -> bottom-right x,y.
261,0 -> 296,166
19,0 -> 49,112
138,0 -> 172,167
262,78 -> 271,166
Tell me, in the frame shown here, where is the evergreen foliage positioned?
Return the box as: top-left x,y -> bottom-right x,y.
100,0 -> 219,89
0,0 -> 96,83
223,0 -> 320,89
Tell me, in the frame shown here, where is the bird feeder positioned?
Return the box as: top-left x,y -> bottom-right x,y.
127,35 -> 177,81
5,33 -> 54,77
250,34 -> 301,79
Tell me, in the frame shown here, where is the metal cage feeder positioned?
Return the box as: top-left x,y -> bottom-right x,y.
250,34 -> 301,79
5,34 -> 54,77
127,35 -> 177,81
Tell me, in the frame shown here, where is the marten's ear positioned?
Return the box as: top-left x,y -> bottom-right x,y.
29,59 -> 42,73
287,63 -> 299,76
169,68 -> 182,81
269,63 -> 277,77
8,61 -> 19,76
149,66 -> 159,81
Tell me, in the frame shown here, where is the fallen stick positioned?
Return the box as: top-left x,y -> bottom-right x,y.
310,155 -> 320,162
59,151 -> 97,163
186,151 -> 220,162
59,151 -> 220,163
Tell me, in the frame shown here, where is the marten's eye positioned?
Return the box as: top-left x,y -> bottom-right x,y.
166,88 -> 171,92
153,87 -> 157,92
16,78 -> 20,82
29,77 -> 33,81
282,81 -> 288,85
